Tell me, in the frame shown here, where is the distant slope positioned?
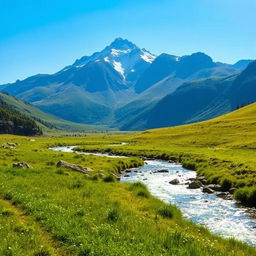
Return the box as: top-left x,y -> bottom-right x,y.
1,38 -> 244,128
135,102 -> 256,149
0,103 -> 41,136
122,60 -> 256,130
146,75 -> 236,129
0,93 -> 105,132
230,61 -> 256,109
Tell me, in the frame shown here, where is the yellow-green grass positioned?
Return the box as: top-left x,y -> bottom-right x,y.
0,135 -> 255,255
75,103 -> 256,207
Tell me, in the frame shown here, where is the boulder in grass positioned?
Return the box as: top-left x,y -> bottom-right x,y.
13,162 -> 31,169
57,160 -> 92,174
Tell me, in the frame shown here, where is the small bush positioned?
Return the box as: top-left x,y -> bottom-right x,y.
103,175 -> 115,183
55,169 -> 65,175
1,210 -> 14,217
235,186 -> 256,207
69,180 -> 84,189
136,189 -> 150,198
46,161 -> 55,166
74,210 -> 85,217
221,178 -> 233,191
34,248 -> 52,256
107,209 -> 119,222
78,248 -> 91,256
157,206 -> 174,219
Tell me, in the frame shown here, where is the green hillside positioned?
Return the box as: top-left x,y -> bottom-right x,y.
138,102 -> 256,148
0,92 -> 106,132
0,104 -> 42,136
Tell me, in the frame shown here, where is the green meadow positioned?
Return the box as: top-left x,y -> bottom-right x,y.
76,103 -> 256,207
0,104 -> 256,255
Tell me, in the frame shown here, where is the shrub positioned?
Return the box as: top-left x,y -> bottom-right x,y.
107,209 -> 119,222
235,186 -> 256,207
69,180 -> 84,189
221,178 -> 233,191
1,210 -> 14,217
157,206 -> 174,219
103,175 -> 115,183
34,248 -> 52,256
136,189 -> 150,198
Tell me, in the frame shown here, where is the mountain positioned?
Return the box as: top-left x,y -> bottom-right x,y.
121,60 -> 256,130
1,38 -> 157,124
232,59 -> 254,70
231,61 -> 256,109
0,38 -> 253,129
134,53 -> 179,93
70,37 -> 156,85
0,92 -> 105,132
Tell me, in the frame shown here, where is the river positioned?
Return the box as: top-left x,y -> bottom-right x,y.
50,146 -> 256,246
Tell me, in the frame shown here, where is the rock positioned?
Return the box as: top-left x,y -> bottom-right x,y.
110,172 -> 120,181
56,160 -> 92,174
188,180 -> 203,189
169,178 -> 180,185
217,192 -> 229,196
7,143 -> 18,147
13,162 -> 31,169
202,186 -> 214,194
2,142 -> 18,149
154,169 -> 169,173
197,176 -> 207,185
98,173 -> 105,178
229,188 -> 237,194
207,184 -> 222,191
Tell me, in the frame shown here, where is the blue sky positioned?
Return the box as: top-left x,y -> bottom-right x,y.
1,0 -> 255,84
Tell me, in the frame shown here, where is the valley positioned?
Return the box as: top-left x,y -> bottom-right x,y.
2,1 -> 256,255
0,103 -> 256,255
1,38 -> 254,131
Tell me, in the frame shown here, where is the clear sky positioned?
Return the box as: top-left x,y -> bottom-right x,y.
1,0 -> 255,84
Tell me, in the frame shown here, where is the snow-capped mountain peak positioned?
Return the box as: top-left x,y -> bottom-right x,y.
71,38 -> 156,82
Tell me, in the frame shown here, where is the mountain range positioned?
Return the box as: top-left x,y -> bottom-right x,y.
1,38 -> 255,131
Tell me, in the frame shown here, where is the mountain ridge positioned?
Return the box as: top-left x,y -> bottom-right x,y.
1,38 -> 254,129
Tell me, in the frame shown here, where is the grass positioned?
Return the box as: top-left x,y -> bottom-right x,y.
75,103 -> 256,207
0,135 -> 255,255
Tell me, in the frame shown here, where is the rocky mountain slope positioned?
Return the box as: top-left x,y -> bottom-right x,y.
1,38 -> 253,129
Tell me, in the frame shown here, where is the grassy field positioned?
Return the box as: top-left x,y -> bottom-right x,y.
75,103 -> 256,207
0,135 -> 255,255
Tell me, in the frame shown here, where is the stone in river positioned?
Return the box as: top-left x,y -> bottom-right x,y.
154,169 -> 169,173
203,186 -> 214,194
188,180 -> 203,189
169,178 -> 180,185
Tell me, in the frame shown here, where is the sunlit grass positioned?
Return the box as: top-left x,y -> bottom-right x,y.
0,134 -> 255,255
